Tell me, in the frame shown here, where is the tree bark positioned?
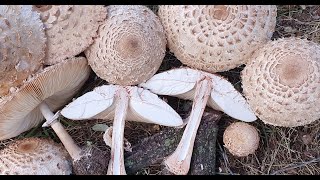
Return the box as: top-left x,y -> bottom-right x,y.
124,109 -> 222,175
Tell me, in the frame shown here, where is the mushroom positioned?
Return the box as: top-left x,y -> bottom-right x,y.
0,137 -> 72,175
84,5 -> 165,86
158,5 -> 277,73
61,5 -> 183,175
0,5 -> 46,96
241,37 -> 320,127
139,67 -> 257,174
0,56 -> 109,174
0,56 -> 89,140
223,122 -> 259,157
32,5 -> 107,65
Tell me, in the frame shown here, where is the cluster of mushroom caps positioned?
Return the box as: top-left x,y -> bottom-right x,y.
1,5 -> 320,175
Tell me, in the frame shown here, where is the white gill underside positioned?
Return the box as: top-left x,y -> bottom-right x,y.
140,67 -> 257,122
60,85 -> 183,126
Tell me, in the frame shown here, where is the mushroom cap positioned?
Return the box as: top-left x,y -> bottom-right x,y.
241,38 -> 320,127
158,5 -> 277,73
0,56 -> 90,140
223,122 -> 259,157
85,5 -> 166,86
32,5 -> 107,65
0,137 -> 72,175
0,5 -> 46,96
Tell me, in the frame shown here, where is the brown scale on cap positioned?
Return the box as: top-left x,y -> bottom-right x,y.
85,5 -> 166,86
223,122 -> 259,157
0,138 -> 72,175
32,5 -> 107,65
0,5 -> 46,97
242,37 -> 320,127
158,5 -> 277,73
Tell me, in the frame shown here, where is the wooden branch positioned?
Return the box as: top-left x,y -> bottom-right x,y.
124,109 -> 222,175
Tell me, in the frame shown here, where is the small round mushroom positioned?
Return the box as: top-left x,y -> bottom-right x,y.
223,122 -> 259,157
0,137 -> 72,175
242,37 -> 320,127
85,5 -> 166,86
0,5 -> 46,96
32,5 -> 107,65
0,56 -> 90,140
158,5 -> 277,73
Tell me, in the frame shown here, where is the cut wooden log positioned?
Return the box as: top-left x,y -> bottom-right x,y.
124,109 -> 222,175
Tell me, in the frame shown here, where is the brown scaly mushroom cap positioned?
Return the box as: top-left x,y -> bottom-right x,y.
0,5 -> 46,96
223,122 -> 259,157
85,5 -> 166,86
242,38 -> 320,127
32,5 -> 107,65
0,137 -> 72,175
0,57 -> 90,140
158,5 -> 277,73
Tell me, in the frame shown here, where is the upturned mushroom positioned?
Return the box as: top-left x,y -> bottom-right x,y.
0,57 -> 108,174
241,37 -> 320,127
61,5 -> 183,175
140,67 -> 257,174
0,57 -> 89,140
0,137 -> 72,175
158,5 -> 277,73
223,122 -> 259,157
32,5 -> 107,65
0,5 -> 46,96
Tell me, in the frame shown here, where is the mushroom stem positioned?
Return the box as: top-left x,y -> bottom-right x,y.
39,102 -> 82,160
163,77 -> 212,175
106,87 -> 129,175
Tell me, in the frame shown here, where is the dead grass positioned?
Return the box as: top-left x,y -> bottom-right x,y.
0,5 -> 319,175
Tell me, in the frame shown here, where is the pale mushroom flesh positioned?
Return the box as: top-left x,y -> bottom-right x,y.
61,85 -> 183,175
140,67 -> 256,174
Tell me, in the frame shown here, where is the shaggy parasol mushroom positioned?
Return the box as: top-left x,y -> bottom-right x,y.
242,37 -> 320,127
0,5 -> 46,96
158,5 -> 277,73
140,67 -> 257,174
0,137 -> 72,175
223,122 -> 259,157
0,57 -> 108,174
32,5 -> 107,65
61,5 -> 183,175
84,5 -> 165,86
0,57 -> 89,140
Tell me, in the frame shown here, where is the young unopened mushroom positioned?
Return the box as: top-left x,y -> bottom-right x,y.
0,137 -> 72,175
140,67 -> 257,174
223,122 -> 259,157
61,5 -> 183,175
0,5 -> 46,96
242,37 -> 320,127
158,5 -> 277,73
32,5 -> 107,65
